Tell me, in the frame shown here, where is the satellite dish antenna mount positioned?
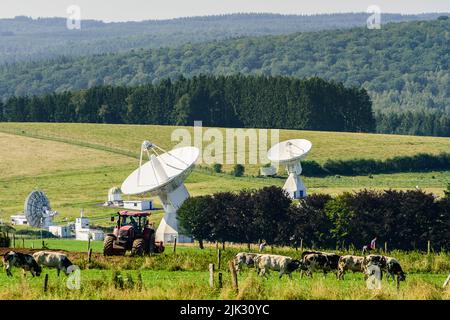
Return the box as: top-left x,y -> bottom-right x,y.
121,141 -> 199,243
24,190 -> 58,230
267,139 -> 312,199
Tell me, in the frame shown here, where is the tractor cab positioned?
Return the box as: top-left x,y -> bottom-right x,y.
104,211 -> 164,256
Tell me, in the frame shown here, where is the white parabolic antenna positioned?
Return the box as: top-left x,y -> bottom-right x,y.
267,139 -> 312,199
24,190 -> 58,229
121,141 -> 199,243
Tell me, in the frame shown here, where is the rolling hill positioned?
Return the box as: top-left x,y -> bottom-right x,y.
1,19 -> 449,122
0,122 -> 448,225
0,13 -> 447,64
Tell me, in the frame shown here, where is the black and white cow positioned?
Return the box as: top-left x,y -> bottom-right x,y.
385,256 -> 407,282
2,251 -> 42,277
302,251 -> 341,278
254,254 -> 302,279
33,251 -> 73,276
365,254 -> 406,283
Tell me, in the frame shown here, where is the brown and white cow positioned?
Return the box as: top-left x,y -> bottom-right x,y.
254,254 -> 302,279
2,251 -> 42,277
33,251 -> 73,276
337,255 -> 366,280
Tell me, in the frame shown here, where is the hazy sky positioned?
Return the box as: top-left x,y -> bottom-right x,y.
1,0 -> 450,22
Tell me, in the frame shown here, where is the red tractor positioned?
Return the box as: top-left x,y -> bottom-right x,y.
103,211 -> 164,256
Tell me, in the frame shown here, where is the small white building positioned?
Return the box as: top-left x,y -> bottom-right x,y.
10,215 -> 28,225
75,210 -> 104,241
49,225 -> 71,238
123,200 -> 153,211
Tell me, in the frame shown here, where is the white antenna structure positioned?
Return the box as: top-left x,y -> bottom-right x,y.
24,190 -> 58,229
267,139 -> 312,199
121,141 -> 199,243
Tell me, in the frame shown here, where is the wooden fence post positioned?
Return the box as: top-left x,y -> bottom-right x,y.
300,239 -> 303,252
427,240 -> 431,255
88,248 -> 93,263
217,249 -> 221,270
228,261 -> 238,292
22,238 -> 25,248
44,274 -> 49,292
218,272 -> 223,288
209,263 -> 215,288
173,237 -> 177,254
384,242 -> 388,254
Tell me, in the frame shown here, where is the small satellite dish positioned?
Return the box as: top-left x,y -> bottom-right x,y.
267,139 -> 312,199
121,141 -> 199,243
24,190 -> 58,229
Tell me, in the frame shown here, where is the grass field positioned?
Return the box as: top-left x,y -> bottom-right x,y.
0,122 -> 449,225
0,243 -> 449,300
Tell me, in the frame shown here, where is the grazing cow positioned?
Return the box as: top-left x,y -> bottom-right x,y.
385,257 -> 406,282
337,255 -> 366,280
364,255 -> 406,283
302,252 -> 341,278
33,251 -> 73,276
234,252 -> 259,273
2,251 -> 42,277
254,254 -> 302,279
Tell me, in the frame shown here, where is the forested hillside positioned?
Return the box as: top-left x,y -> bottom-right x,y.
0,13 -> 446,64
1,18 -> 449,136
0,75 -> 375,133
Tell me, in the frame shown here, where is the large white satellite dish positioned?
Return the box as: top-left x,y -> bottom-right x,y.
267,139 -> 312,199
121,141 -> 199,243
24,190 -> 58,229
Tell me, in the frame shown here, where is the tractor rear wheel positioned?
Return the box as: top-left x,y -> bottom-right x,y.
131,239 -> 145,256
103,235 -> 115,256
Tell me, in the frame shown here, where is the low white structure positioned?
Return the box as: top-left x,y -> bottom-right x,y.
123,199 -> 153,211
49,225 -> 71,238
75,210 -> 104,241
10,215 -> 28,225
260,165 -> 277,177
108,187 -> 123,204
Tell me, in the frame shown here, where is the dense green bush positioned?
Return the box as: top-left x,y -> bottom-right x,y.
304,153 -> 450,176
178,187 -> 450,251
212,163 -> 222,173
232,164 -> 245,177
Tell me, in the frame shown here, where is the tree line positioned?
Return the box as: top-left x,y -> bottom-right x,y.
177,186 -> 450,251
0,75 -> 375,133
301,153 -> 450,176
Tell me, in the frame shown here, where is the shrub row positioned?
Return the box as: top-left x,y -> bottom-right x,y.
301,152 -> 450,176
177,186 -> 450,251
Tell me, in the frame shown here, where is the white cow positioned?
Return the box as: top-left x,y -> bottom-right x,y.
234,252 -> 260,273
33,251 -> 73,276
254,254 -> 302,279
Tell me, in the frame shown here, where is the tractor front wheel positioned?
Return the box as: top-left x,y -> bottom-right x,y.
131,239 -> 145,256
103,235 -> 115,256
